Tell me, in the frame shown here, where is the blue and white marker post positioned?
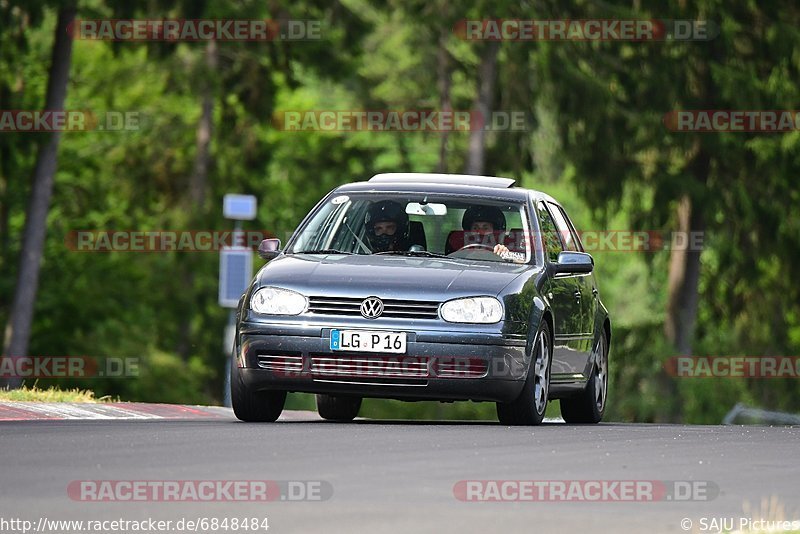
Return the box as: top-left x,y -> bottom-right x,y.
220,194 -> 257,407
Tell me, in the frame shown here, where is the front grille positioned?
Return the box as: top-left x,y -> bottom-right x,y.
434,358 -> 489,378
307,297 -> 440,320
313,377 -> 427,386
257,354 -> 303,372
309,355 -> 430,379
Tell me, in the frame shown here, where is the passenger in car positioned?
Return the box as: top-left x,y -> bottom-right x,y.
461,205 -> 510,256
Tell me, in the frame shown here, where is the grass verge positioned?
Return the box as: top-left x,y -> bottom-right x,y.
0,385 -> 115,403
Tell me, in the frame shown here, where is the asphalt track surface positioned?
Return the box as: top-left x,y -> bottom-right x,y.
1,408 -> 798,534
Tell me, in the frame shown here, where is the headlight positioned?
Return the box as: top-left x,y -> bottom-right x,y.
250,287 -> 308,315
440,297 -> 503,324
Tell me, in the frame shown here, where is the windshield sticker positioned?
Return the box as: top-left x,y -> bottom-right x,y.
331,195 -> 349,205
499,250 -> 527,263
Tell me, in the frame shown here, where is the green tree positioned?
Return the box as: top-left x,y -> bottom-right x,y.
2,1 -> 75,388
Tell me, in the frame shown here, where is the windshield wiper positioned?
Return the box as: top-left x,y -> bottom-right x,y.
374,250 -> 450,258
295,249 -> 355,255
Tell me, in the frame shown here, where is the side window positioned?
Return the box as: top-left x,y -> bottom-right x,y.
555,204 -> 584,252
537,203 -> 563,263
547,202 -> 579,252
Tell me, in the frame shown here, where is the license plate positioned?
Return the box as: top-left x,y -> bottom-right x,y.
330,330 -> 407,354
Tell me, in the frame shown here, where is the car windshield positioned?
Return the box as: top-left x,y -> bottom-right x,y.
286,193 -> 532,264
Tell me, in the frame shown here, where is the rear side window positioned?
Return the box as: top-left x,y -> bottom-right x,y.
547,202 -> 580,252
537,203 -> 563,262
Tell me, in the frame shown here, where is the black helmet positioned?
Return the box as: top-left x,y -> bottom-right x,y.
365,200 -> 409,252
462,205 -> 506,231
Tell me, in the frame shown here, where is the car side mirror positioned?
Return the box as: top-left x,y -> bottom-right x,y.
553,251 -> 594,274
258,238 -> 282,260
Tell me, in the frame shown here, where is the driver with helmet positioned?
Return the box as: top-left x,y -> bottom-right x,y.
364,200 -> 410,252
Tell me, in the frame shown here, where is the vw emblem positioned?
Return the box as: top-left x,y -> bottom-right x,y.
360,297 -> 384,319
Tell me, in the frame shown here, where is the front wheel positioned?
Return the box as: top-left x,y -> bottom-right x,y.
496,322 -> 552,426
230,354 -> 286,422
560,334 -> 608,424
316,394 -> 362,421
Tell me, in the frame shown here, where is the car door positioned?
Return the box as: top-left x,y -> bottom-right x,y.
547,202 -> 596,374
536,203 -> 584,377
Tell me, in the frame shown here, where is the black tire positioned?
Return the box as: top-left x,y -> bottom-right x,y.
560,334 -> 608,424
316,394 -> 362,421
496,321 -> 552,426
230,355 -> 286,422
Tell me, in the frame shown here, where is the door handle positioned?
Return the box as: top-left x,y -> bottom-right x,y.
573,290 -> 582,301
592,287 -> 598,298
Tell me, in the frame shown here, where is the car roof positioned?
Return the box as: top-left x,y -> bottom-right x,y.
334,173 -> 560,205
370,173 -> 516,188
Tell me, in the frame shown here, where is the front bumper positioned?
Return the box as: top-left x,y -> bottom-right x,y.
237,320 -> 529,403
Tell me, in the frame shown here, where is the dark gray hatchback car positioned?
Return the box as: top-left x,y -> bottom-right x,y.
232,173 -> 610,425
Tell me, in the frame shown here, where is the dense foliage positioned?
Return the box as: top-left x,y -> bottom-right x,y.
1,0 -> 798,422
